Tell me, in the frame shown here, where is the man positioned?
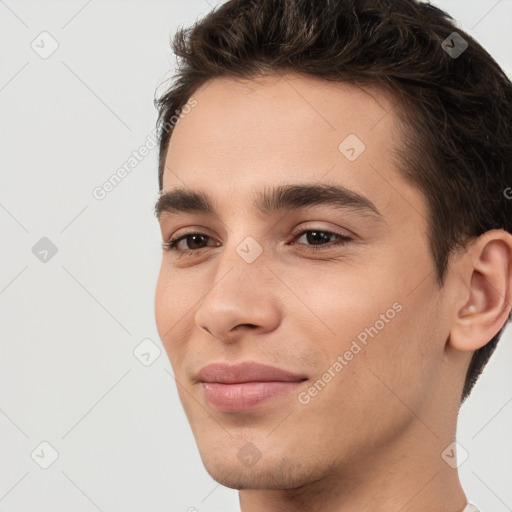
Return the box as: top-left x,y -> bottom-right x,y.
153,0 -> 512,510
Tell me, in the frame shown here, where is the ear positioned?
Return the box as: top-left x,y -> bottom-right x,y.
449,229 -> 512,352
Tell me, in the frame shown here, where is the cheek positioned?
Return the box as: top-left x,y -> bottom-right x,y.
154,262 -> 211,374
154,265 -> 170,339
294,265 -> 397,339
154,264 -> 188,355
302,253 -> 431,376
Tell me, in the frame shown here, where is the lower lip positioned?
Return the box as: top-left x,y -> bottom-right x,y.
201,381 -> 305,412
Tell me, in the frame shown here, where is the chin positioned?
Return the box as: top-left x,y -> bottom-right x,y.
198,443 -> 324,491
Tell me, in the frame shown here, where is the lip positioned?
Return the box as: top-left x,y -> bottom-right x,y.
196,361 -> 308,412
196,361 -> 307,384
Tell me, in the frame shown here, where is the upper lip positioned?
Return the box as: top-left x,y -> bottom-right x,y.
196,361 -> 308,384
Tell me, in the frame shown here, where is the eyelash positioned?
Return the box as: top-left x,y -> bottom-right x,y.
161,229 -> 352,257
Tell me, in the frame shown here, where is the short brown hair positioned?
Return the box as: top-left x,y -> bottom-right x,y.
154,0 -> 512,402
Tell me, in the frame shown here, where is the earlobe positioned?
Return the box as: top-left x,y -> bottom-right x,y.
449,230 -> 512,352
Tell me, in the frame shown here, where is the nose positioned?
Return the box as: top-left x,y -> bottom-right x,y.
194,249 -> 281,344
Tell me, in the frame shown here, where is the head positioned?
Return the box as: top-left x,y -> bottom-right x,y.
153,0 -> 512,491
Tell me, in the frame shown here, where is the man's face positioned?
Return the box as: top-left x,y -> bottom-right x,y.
155,73 -> 453,489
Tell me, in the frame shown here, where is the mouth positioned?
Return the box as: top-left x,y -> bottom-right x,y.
196,361 -> 308,412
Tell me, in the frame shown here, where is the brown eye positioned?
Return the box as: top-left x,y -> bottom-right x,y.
291,229 -> 352,250
162,233 -> 218,255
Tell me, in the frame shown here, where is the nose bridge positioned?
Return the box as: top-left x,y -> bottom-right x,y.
194,233 -> 279,339
200,233 -> 267,310
211,222 -> 269,288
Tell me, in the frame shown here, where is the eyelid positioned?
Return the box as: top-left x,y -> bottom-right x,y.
290,223 -> 354,240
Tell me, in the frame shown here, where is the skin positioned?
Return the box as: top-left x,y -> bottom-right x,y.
154,71 -> 512,512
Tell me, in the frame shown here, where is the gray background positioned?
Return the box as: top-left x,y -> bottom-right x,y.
1,1 -> 511,511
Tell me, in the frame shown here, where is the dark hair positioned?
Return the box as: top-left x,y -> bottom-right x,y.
154,0 -> 512,402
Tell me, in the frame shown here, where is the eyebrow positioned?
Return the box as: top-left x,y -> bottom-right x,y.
154,183 -> 383,222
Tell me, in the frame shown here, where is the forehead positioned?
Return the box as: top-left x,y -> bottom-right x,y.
166,71 -> 398,163
162,72 -> 427,226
